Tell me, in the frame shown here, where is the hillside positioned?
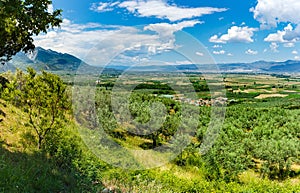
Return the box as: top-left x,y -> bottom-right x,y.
1,98 -> 300,192
1,70 -> 300,192
0,99 -> 106,192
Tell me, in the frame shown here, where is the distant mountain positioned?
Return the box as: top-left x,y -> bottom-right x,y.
265,60 -> 300,72
108,60 -> 300,74
6,47 -> 112,74
32,47 -> 86,71
7,47 -> 83,71
218,63 -> 257,73
3,47 -> 300,74
229,60 -> 300,73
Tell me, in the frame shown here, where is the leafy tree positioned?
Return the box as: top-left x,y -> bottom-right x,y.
0,0 -> 62,63
254,137 -> 300,180
6,68 -> 69,149
26,68 -> 69,149
202,125 -> 252,182
127,93 -> 184,148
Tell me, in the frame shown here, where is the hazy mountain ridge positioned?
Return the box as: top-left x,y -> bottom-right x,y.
0,47 -> 123,74
103,60 -> 300,73
2,47 -> 300,74
7,47 -> 95,72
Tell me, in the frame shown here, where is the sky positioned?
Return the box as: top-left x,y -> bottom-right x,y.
34,0 -> 300,66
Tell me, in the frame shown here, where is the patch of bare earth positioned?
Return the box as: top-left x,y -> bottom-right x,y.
255,94 -> 288,99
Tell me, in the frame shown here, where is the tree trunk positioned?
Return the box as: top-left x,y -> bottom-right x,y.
152,134 -> 158,148
38,135 -> 43,149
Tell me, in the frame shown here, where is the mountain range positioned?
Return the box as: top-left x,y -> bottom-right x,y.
1,47 -> 101,73
1,47 -> 300,74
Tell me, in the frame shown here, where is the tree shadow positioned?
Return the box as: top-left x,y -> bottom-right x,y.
0,141 -> 104,192
0,108 -> 6,122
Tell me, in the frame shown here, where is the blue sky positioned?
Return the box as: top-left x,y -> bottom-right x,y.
35,0 -> 300,65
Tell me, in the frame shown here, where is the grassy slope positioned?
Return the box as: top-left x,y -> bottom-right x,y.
101,131 -> 300,192
0,99 -> 104,193
1,98 -> 300,192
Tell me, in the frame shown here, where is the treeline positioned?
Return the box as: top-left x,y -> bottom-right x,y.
78,84 -> 300,182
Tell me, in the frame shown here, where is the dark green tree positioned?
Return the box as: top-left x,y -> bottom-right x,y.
0,0 -> 62,63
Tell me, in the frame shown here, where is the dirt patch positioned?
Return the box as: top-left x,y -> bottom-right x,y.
282,90 -> 297,93
243,89 -> 273,93
255,94 -> 288,99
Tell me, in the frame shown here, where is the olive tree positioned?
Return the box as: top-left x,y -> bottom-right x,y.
254,137 -> 300,180
7,68 -> 69,149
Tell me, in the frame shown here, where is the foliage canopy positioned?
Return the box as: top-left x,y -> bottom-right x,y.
0,0 -> 62,63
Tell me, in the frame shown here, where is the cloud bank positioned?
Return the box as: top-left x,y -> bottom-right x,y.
91,0 -> 227,22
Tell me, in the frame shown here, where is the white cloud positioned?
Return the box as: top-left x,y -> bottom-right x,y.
90,2 -> 119,12
209,26 -> 258,44
251,0 -> 300,42
245,49 -> 258,55
196,52 -> 204,56
175,60 -> 193,65
209,35 -> 223,44
92,0 -> 227,22
163,60 -> 194,65
295,56 -> 300,60
143,20 -> 202,54
283,25 -> 300,41
264,30 -> 286,42
213,45 -> 222,48
284,42 -> 295,47
34,19 -> 201,66
213,50 -> 226,55
250,0 -> 300,28
144,20 -> 202,40
34,22 -> 156,65
270,42 -> 279,52
264,23 -> 299,43
227,53 -> 233,56
292,50 -> 298,55
60,19 -> 103,33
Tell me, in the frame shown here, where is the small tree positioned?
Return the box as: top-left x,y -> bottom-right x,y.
8,68 -> 69,149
